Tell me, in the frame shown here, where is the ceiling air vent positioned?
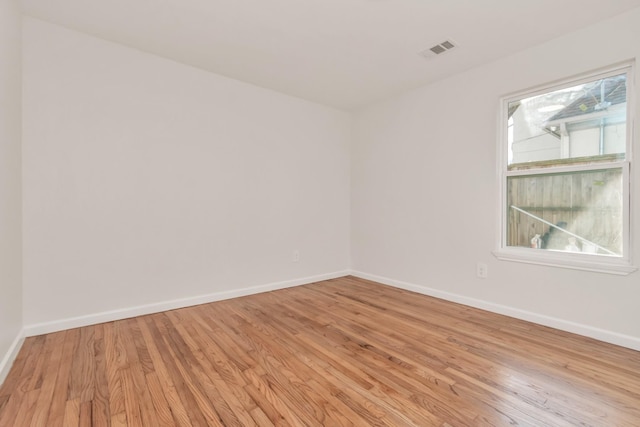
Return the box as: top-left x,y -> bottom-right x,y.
419,39 -> 457,59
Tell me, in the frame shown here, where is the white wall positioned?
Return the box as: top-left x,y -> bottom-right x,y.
352,8 -> 640,349
22,18 -> 351,330
0,0 -> 23,383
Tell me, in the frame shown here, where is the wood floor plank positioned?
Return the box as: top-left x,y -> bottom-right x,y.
147,313 -> 217,426
68,326 -> 95,404
166,313 -> 258,426
28,330 -> 67,427
90,324 -> 111,427
242,368 -> 310,426
119,318 -> 159,427
39,330 -> 78,427
62,398 -> 80,427
78,400 -> 92,427
103,320 -> 127,421
136,317 -> 192,427
2,276 -> 640,426
144,372 -> 178,427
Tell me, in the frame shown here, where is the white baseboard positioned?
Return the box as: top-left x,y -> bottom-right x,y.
21,269 -> 640,351
350,270 -> 640,352
0,329 -> 25,386
24,270 -> 350,337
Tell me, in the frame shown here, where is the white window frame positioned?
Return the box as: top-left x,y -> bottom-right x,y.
494,63 -> 637,275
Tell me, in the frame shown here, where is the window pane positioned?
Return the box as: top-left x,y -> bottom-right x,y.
506,168 -> 623,256
508,73 -> 626,169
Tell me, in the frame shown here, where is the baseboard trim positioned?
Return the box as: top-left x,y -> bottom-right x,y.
22,269 -> 640,351
0,329 -> 25,386
24,270 -> 350,337
350,270 -> 640,352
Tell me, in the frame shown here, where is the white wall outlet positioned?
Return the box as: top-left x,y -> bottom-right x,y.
477,262 -> 488,279
292,250 -> 300,262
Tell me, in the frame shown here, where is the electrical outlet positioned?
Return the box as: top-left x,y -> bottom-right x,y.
477,262 -> 488,279
292,250 -> 300,262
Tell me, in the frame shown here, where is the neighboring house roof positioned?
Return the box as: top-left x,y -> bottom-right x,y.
547,74 -> 626,122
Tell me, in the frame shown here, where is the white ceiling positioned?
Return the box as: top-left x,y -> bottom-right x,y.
21,0 -> 640,110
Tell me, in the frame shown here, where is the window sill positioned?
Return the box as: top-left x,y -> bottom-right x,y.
493,248 -> 638,276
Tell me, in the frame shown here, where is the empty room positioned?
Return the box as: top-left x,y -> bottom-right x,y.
2,0 -> 640,425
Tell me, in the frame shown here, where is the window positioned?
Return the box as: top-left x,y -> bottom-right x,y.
495,64 -> 636,275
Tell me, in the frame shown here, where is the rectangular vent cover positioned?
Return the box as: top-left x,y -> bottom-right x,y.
420,39 -> 457,59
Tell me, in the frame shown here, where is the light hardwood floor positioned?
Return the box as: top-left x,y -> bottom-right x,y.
1,276 -> 639,426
